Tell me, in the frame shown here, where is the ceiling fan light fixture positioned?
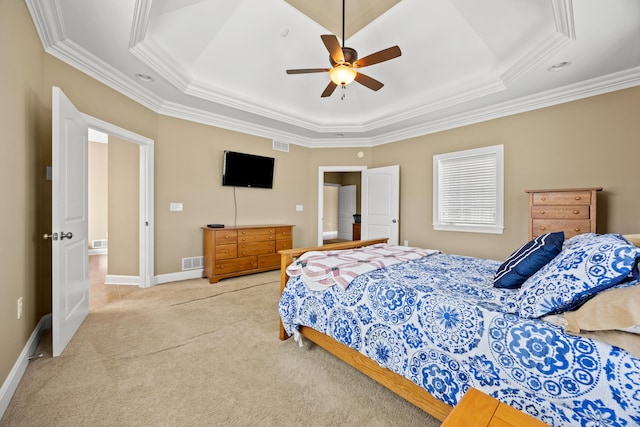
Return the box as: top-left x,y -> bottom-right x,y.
329,65 -> 357,86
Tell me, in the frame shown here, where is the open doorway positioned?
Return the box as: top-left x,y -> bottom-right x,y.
318,166 -> 365,245
87,129 -> 142,310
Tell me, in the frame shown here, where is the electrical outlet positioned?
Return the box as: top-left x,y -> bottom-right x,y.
17,297 -> 22,320
403,240 -> 409,246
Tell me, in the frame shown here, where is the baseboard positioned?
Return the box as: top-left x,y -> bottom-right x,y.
0,313 -> 51,419
104,274 -> 140,286
155,269 -> 204,285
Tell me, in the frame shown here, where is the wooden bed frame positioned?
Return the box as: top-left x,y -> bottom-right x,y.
278,239 -> 453,422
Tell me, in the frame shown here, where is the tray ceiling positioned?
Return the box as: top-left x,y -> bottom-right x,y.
25,0 -> 640,147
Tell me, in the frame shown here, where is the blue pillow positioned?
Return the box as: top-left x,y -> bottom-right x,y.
516,233 -> 640,318
493,232 -> 564,289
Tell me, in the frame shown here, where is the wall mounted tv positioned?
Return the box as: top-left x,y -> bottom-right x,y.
222,150 -> 275,189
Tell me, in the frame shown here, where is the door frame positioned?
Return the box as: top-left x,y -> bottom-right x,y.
317,166 -> 366,245
82,114 -> 155,288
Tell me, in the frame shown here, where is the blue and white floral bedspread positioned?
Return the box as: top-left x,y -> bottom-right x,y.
278,253 -> 640,427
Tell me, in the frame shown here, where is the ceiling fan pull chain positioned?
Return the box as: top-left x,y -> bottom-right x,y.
341,84 -> 346,100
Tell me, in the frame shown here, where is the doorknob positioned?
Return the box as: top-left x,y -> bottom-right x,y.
60,231 -> 73,240
392,219 -> 397,223
43,233 -> 58,240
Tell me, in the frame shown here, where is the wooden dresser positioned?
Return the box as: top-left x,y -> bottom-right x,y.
525,187 -> 602,240
203,225 -> 294,283
441,388 -> 549,427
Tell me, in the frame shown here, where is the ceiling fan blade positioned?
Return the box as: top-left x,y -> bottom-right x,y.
321,34 -> 344,64
353,46 -> 401,68
321,81 -> 338,97
286,68 -> 330,74
354,72 -> 384,91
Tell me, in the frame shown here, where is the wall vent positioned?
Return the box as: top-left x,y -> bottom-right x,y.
272,140 -> 289,152
91,239 -> 108,248
182,256 -> 204,271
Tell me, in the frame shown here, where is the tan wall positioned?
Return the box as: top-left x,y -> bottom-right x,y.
88,141 -> 108,245
108,136 -> 139,275
0,0 -> 47,392
372,87 -> 640,260
154,116 -> 314,274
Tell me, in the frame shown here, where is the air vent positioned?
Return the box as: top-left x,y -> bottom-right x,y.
182,256 -> 204,271
91,239 -> 108,248
272,140 -> 289,152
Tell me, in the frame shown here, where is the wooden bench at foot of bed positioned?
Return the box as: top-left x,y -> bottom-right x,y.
278,239 -> 453,422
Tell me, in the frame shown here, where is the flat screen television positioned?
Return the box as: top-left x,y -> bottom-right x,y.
222,150 -> 275,189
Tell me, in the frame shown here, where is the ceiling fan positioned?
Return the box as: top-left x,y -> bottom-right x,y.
286,0 -> 402,99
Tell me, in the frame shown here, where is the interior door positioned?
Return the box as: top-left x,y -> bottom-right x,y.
51,86 -> 89,357
337,185 -> 356,240
361,165 -> 400,244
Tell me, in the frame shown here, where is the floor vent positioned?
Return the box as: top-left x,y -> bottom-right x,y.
272,140 -> 289,152
91,239 -> 108,249
182,256 -> 204,271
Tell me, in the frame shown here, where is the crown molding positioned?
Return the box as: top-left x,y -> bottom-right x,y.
25,0 -> 640,149
369,66 -> 640,147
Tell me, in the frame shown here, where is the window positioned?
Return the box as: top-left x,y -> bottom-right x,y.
433,144 -> 504,234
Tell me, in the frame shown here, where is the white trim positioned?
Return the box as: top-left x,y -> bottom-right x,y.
0,314 -> 51,419
317,166 -> 367,245
105,275 -> 140,286
155,269 -> 204,285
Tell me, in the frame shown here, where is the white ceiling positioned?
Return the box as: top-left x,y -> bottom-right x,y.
25,0 -> 640,147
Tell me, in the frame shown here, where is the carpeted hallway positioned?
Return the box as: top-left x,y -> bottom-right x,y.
0,271 -> 440,426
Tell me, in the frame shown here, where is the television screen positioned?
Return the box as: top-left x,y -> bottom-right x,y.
222,150 -> 275,189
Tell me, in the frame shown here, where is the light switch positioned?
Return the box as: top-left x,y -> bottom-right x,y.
295,204 -> 303,212
170,202 -> 183,211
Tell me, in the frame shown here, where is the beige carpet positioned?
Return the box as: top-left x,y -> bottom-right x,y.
1,271 -> 441,426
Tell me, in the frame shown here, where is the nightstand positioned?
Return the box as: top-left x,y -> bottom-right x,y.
441,388 -> 549,426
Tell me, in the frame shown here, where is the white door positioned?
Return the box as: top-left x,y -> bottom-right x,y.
51,87 -> 89,357
361,165 -> 400,244
337,185 -> 356,240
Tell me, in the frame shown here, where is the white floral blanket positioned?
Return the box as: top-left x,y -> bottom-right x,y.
285,243 -> 439,290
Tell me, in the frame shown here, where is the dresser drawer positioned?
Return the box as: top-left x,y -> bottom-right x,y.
215,244 -> 237,259
275,239 -> 292,251
258,253 -> 281,268
531,205 -> 590,219
215,256 -> 257,274
532,191 -> 591,205
238,241 -> 275,256
215,230 -> 238,244
238,233 -> 276,243
276,226 -> 293,239
531,219 -> 592,238
238,227 -> 275,239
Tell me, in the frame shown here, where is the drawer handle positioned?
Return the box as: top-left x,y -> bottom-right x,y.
573,210 -> 579,215
540,210 -> 545,215
575,196 -> 581,200
574,228 -> 581,232
540,196 -> 547,201
225,235 -> 230,239
539,226 -> 546,231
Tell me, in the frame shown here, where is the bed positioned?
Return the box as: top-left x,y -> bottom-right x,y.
278,234 -> 640,426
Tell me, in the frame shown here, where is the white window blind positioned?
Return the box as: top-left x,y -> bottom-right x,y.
433,145 -> 504,234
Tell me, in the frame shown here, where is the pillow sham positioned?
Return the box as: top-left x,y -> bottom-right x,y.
516,233 -> 640,318
493,232 -> 564,289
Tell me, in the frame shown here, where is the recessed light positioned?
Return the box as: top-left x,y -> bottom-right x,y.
136,73 -> 154,82
547,61 -> 572,72
335,133 -> 344,137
